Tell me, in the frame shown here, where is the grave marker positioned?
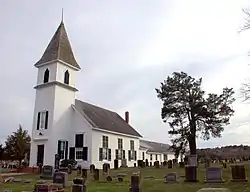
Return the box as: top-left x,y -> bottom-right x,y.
40,165 -> 53,179
231,165 -> 247,182
54,154 -> 60,170
205,167 -> 224,183
53,171 -> 68,188
164,172 -> 177,183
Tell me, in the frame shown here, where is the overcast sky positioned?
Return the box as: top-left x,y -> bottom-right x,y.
1,0 -> 250,148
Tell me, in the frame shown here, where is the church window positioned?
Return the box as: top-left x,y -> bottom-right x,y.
99,136 -> 111,161
164,154 -> 167,161
37,111 -> 49,130
76,148 -> 83,160
64,70 -> 70,84
57,140 -> 67,160
115,138 -> 123,160
43,68 -> 49,83
128,140 -> 136,161
155,154 -> 158,161
142,152 -> 145,160
150,154 -> 153,161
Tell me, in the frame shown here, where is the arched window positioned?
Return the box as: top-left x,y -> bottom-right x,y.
43,68 -> 49,83
64,70 -> 70,85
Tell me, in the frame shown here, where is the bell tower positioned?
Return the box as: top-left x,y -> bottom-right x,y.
29,20 -> 81,166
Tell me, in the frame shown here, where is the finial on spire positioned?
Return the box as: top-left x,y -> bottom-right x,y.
61,8 -> 64,22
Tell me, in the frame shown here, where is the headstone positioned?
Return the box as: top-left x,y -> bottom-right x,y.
231,165 -> 247,182
40,165 -> 53,179
205,167 -> 224,183
164,172 -> 177,183
54,154 -> 60,170
130,175 -> 140,192
34,184 -> 51,192
163,161 -> 167,167
137,160 -> 144,168
197,188 -> 231,192
149,162 -> 152,166
145,159 -> 149,167
155,161 -> 160,168
53,171 -> 68,188
38,163 -> 43,174
114,159 -> 119,169
94,169 -> 99,181
168,160 -> 173,169
134,163 -> 136,167
68,164 -> 72,174
184,166 -> 198,182
77,165 -> 81,176
81,169 -> 87,180
106,176 -> 112,182
179,162 -> 185,168
189,155 -> 198,166
90,164 -> 95,173
72,184 -> 86,192
73,178 -> 85,185
223,163 -> 227,169
103,163 -> 110,176
121,159 -> 127,167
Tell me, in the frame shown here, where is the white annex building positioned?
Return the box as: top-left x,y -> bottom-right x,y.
29,20 -> 177,169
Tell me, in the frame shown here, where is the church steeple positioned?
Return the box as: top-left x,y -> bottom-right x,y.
35,21 -> 80,70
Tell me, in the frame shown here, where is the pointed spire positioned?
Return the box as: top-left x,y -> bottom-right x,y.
35,20 -> 80,70
61,8 -> 64,23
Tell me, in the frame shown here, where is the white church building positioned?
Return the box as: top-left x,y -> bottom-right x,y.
29,20 -> 176,169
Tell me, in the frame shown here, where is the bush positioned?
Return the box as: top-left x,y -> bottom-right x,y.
60,159 -> 77,167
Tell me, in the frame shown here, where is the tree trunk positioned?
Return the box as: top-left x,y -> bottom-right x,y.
188,135 -> 197,155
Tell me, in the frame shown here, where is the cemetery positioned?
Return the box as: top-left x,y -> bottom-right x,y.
1,159 -> 250,192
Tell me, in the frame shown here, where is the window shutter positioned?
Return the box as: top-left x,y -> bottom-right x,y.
37,112 -> 41,130
83,147 -> 88,161
45,111 -> 49,129
57,140 -> 61,159
128,150 -> 131,161
123,150 -> 125,159
75,134 -> 84,147
134,151 -> 137,161
69,147 -> 75,160
99,148 -> 103,161
115,149 -> 118,160
65,141 -> 68,160
108,148 -> 111,161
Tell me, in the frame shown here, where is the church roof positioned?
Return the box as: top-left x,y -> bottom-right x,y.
140,140 -> 173,154
35,21 -> 80,69
75,99 -> 142,137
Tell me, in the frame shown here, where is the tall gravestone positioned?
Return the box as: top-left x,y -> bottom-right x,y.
54,154 -> 60,170
205,167 -> 224,183
53,171 -> 68,188
114,159 -> 119,169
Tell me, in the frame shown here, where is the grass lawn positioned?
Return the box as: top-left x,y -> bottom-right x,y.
2,163 -> 250,192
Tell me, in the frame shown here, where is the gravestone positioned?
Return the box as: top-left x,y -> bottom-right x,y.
81,169 -> 87,180
164,172 -> 177,183
121,159 -> 127,167
103,163 -> 110,176
189,155 -> 198,166
130,175 -> 140,192
53,171 -> 68,188
54,154 -> 60,170
168,160 -> 173,169
163,161 -> 167,167
73,178 -> 85,185
114,159 -> 119,169
68,164 -> 72,174
150,162 -> 152,166
179,162 -> 185,168
197,188 -> 230,192
231,165 -> 247,182
94,169 -> 99,181
205,167 -> 224,183
184,166 -> 198,182
90,164 -> 95,173
38,163 -> 43,174
72,184 -> 86,192
145,159 -> 149,167
40,165 -> 54,179
223,163 -> 227,169
77,165 -> 81,176
155,161 -> 160,168
134,163 -> 136,167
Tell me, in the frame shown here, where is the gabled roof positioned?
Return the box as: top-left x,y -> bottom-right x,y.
75,99 -> 142,137
35,21 -> 80,69
140,140 -> 173,154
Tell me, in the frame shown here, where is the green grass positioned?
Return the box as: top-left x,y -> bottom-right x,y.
2,164 -> 250,192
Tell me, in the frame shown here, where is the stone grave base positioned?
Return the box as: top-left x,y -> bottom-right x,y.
231,179 -> 248,182
204,180 -> 225,183
40,175 -> 53,180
